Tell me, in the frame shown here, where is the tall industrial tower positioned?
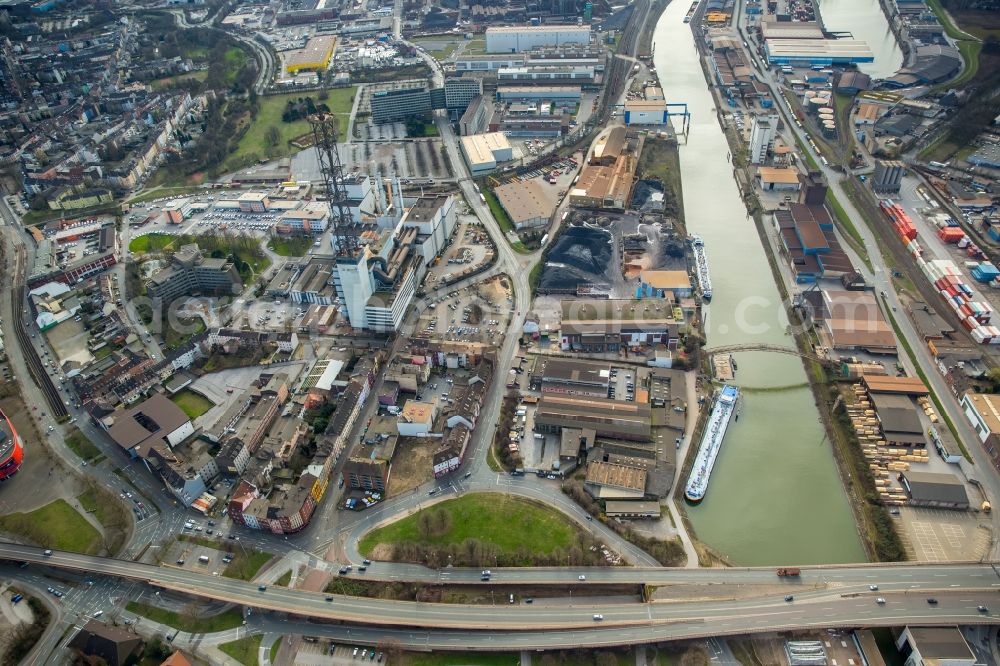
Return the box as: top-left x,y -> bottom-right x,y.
308,112 -> 358,256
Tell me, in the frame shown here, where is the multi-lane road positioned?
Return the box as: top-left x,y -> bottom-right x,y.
7,544 -> 1000,648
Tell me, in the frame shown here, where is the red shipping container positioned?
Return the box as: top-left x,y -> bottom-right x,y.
962,317 -> 977,331
960,304 -> 973,317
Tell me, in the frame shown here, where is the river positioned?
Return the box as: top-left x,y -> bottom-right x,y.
652,2 -> 867,565
818,0 -> 903,78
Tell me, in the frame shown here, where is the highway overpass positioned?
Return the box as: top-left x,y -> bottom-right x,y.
6,543 -> 1000,648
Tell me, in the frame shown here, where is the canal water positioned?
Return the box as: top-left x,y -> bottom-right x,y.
652,3 -> 867,565
818,0 -> 903,78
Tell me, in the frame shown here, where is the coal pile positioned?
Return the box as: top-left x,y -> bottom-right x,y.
631,179 -> 663,209
538,225 -> 613,292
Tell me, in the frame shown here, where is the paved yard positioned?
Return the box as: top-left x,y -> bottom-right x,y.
896,506 -> 991,561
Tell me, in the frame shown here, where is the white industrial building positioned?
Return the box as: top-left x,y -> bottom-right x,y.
749,115 -> 776,165
622,100 -> 668,125
486,25 -> 591,53
461,132 -> 513,174
331,194 -> 456,333
400,194 -> 458,262
496,85 -> 582,101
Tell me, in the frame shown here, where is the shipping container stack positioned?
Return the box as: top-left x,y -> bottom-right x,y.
879,200 -> 1000,345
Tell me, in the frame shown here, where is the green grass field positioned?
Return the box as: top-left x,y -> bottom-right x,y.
170,390 -> 214,419
269,236 -> 313,257
223,550 -> 273,581
65,427 -> 102,462
129,186 -> 208,205
464,38 -> 486,54
275,570 -> 292,586
942,40 -> 983,88
270,639 -> 281,663
150,70 -> 208,91
219,635 -> 262,666
129,234 -> 178,253
221,88 -> 356,173
359,494 -> 580,557
0,499 -> 102,554
126,601 -> 244,633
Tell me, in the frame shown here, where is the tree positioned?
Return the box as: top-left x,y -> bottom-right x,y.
416,511 -> 433,538
987,367 -> 1000,392
433,507 -> 451,535
265,125 -> 282,147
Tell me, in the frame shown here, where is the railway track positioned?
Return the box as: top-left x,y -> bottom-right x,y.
8,243 -> 67,419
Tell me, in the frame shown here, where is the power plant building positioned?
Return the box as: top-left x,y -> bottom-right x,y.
485,25 -> 591,53
871,159 -> 906,193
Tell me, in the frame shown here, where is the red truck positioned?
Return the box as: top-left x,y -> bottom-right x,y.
776,567 -> 801,577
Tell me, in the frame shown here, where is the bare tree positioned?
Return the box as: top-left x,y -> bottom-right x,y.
265,126 -> 282,147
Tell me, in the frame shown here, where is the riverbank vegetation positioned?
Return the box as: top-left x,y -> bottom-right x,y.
636,137 -> 685,224
562,477 -> 686,566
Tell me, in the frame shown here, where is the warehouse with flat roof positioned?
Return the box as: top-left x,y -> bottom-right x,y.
535,394 -> 651,441
760,20 -> 824,39
765,39 -> 875,65
460,132 -> 513,174
493,179 -> 551,229
486,25 -> 591,53
496,85 -> 582,101
899,471 -> 970,510
285,35 -> 337,74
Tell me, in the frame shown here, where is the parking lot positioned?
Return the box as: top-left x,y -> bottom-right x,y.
417,276 -> 513,342
896,506 -> 991,561
293,640 -> 385,665
424,216 -> 496,286
290,138 -> 455,181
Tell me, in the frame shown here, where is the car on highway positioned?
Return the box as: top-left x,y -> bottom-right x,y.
362,559 -> 371,566
578,575 -> 586,581
258,585 -> 267,592
927,598 -> 938,605
784,595 -> 794,602
43,549 -> 52,556
876,597 -> 886,604
592,614 -> 603,621
869,584 -> 878,591
979,605 -> 989,613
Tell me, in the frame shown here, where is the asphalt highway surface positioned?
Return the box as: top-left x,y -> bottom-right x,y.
7,544 -> 1000,641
